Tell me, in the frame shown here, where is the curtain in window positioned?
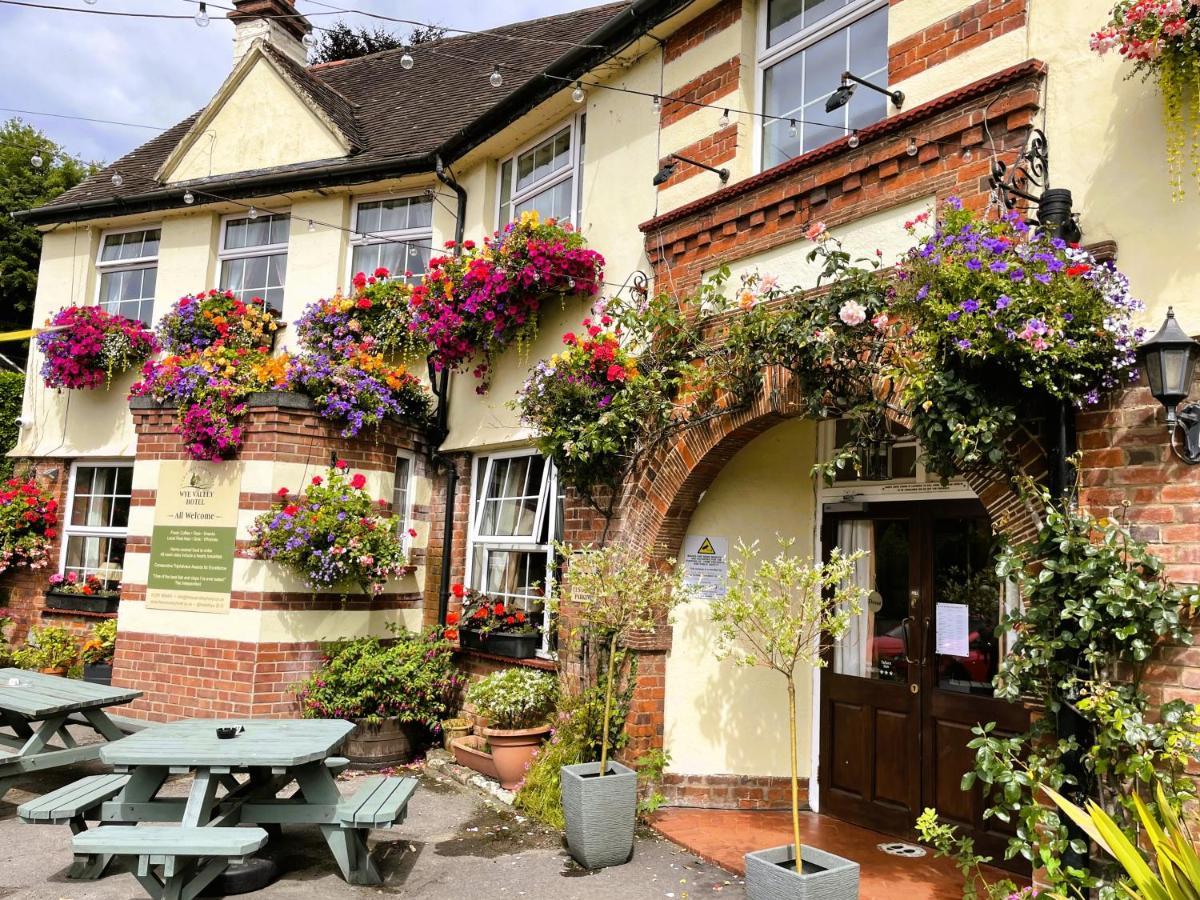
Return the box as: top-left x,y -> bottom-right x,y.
833,519 -> 874,677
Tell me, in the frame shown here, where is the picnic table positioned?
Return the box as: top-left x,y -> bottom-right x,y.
0,667 -> 140,801
20,718 -> 417,898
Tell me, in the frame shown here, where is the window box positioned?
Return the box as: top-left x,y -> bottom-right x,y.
458,627 -> 541,660
44,588 -> 120,615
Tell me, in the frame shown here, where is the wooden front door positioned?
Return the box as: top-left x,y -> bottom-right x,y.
818,501 -> 1029,867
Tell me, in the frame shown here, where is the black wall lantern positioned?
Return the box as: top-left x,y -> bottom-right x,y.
1139,307 -> 1200,463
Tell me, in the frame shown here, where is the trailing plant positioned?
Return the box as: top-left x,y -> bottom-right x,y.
81,618 -> 117,665
249,460 -> 415,596
37,305 -> 157,390
450,583 -> 538,637
13,625 -> 77,671
890,200 -> 1144,478
295,269 -> 430,359
295,626 -> 461,729
558,543 -> 688,778
709,539 -> 866,863
466,667 -> 558,730
157,290 -> 281,354
1092,2 -> 1200,198
923,485 -> 1200,898
1046,782 -> 1200,899
0,476 -> 58,575
411,211 -> 605,386
284,348 -> 432,437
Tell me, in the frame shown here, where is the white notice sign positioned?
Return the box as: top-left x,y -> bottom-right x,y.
682,535 -> 728,600
935,602 -> 970,658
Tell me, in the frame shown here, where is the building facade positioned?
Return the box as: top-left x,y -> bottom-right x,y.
8,0 -> 1200,862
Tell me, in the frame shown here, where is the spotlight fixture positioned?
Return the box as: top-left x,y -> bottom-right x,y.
825,70 -> 905,113
652,153 -> 730,186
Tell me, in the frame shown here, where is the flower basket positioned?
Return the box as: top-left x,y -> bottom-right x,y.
37,305 -> 157,390
459,627 -> 540,660
44,588 -> 120,615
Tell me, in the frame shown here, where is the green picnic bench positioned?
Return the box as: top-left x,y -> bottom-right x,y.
22,719 -> 418,895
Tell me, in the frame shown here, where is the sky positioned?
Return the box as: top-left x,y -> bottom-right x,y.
0,0 -> 606,165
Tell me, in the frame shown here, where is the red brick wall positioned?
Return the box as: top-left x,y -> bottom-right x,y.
662,773 -> 803,811
663,0 -> 741,64
656,125 -> 739,191
422,452 -> 472,627
890,0 -> 1028,84
659,57 -> 742,129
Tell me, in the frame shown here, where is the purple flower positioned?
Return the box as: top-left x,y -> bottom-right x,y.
1009,269 -> 1026,282
956,339 -> 972,350
966,258 -> 982,272
961,299 -> 980,314
947,311 -> 961,323
988,260 -> 1008,274
995,295 -> 1011,310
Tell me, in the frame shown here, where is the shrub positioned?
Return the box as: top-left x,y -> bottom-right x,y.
295,627 -> 460,729
81,619 -> 117,665
466,668 -> 557,730
0,371 -> 23,477
0,476 -> 58,575
13,625 -> 78,671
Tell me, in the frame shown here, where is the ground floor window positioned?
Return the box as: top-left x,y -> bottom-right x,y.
467,450 -> 562,656
61,462 -> 132,589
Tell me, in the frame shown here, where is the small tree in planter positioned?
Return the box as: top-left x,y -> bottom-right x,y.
459,668 -> 558,790
557,544 -> 689,869
710,539 -> 867,899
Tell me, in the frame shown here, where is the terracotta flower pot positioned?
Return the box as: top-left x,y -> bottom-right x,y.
38,667 -> 68,677
481,723 -> 551,790
451,734 -> 500,780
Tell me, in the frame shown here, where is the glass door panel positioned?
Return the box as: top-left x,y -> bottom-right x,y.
931,517 -> 1001,696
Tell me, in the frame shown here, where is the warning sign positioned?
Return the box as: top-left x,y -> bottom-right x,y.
682,534 -> 728,600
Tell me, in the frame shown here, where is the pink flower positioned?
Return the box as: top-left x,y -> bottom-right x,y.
350,474 -> 367,490
839,300 -> 867,326
805,221 -> 828,242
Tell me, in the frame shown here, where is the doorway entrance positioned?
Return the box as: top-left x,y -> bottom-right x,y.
818,500 -> 1029,868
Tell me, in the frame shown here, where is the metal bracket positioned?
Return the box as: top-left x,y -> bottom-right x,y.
1171,403 -> 1200,464
989,128 -> 1049,213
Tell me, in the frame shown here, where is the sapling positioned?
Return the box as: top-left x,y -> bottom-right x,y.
710,538 -> 866,864
560,543 -> 688,777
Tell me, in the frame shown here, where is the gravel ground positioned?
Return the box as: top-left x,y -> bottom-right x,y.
0,731 -> 744,900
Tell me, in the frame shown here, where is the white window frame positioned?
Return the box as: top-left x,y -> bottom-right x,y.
753,0 -> 889,172
392,450 -> 416,542
59,460 -> 134,581
465,448 -> 561,658
94,224 -> 161,325
217,211 -> 289,309
348,192 -> 434,286
495,113 -> 586,229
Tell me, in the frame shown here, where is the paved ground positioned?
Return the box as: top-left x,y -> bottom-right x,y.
0,733 -> 744,900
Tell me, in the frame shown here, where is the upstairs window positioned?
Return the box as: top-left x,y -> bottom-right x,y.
759,0 -> 888,169
218,213 -> 288,311
96,227 -> 160,325
350,195 -> 433,284
498,115 -> 585,227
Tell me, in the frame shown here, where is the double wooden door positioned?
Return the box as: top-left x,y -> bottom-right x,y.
818,501 -> 1028,868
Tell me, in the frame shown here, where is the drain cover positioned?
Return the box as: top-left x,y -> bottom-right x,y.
877,841 -> 927,858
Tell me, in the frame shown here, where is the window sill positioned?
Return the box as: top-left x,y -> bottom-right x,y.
453,648 -> 556,672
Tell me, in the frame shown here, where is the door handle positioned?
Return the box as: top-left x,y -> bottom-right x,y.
900,616 -> 919,665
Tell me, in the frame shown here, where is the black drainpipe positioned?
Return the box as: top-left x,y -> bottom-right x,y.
431,157 -> 468,626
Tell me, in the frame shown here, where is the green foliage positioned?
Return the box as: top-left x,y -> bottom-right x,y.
294,627 -> 460,728
0,119 -> 95,317
0,608 -> 13,666
635,748 -> 670,820
0,371 -> 23,478
81,618 -> 117,665
309,19 -> 445,64
466,668 -> 557,730
1045,782 -> 1200,900
914,809 -> 1030,900
13,625 -> 78,671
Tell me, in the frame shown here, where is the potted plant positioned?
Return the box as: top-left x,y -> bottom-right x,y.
710,539 -> 868,899
13,625 -> 78,676
452,584 -> 541,659
45,571 -> 121,615
456,668 -> 557,790
295,626 -> 460,768
80,619 -> 117,685
36,304 -> 157,390
557,544 -> 688,870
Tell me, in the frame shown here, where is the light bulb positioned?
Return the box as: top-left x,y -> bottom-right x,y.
907,137 -> 918,157
572,82 -> 585,104
787,119 -> 797,140
110,172 -> 123,187
194,2 -> 209,27
30,153 -> 43,168
652,94 -> 661,110
83,0 -> 96,4
961,147 -> 973,162
489,66 -> 503,88
248,206 -> 259,220
400,49 -> 414,70
409,244 -> 417,256
307,219 -> 315,232
183,190 -> 195,205
848,129 -> 860,149
302,33 -> 315,50
718,108 -> 730,128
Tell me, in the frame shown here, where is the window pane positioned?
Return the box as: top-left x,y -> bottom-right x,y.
802,27 -> 847,108
478,455 -> 545,538
516,128 -> 571,192
101,229 -> 159,262
849,7 -> 888,75
500,160 -> 513,222
768,0 -> 850,47
355,201 -> 383,234
64,535 -> 126,583
763,51 -> 804,120
515,177 -> 575,224
481,548 -> 547,608
393,457 -> 411,528
223,214 -> 286,250
220,253 -> 287,311
69,465 -> 132,528
99,266 -> 156,324
352,241 -> 430,284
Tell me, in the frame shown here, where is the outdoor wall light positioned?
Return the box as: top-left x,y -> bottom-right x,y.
825,71 -> 905,114
1138,306 -> 1200,463
652,153 -> 730,186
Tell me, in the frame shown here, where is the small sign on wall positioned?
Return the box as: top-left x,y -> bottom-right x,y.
146,461 -> 240,614
682,534 -> 728,600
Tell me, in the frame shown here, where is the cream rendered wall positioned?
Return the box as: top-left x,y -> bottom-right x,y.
1028,0 -> 1200,332
665,419 -> 819,778
165,57 -> 348,183
277,193 -> 350,345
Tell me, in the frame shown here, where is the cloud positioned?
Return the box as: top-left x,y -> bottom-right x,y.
0,0 -> 608,164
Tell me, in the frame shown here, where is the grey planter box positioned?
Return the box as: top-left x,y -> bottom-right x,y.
561,760 -> 637,869
745,844 -> 859,900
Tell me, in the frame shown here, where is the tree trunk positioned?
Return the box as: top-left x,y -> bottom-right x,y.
598,630 -> 620,778
787,675 -> 802,863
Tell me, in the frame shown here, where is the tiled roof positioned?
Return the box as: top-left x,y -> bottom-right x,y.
36,2 -> 629,215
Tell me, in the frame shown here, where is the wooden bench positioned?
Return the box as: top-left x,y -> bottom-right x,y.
336,775 -> 417,828
18,773 -> 134,879
73,825 -> 269,900
324,756 -> 349,776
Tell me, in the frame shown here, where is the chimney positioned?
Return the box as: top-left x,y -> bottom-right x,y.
228,0 -> 312,67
